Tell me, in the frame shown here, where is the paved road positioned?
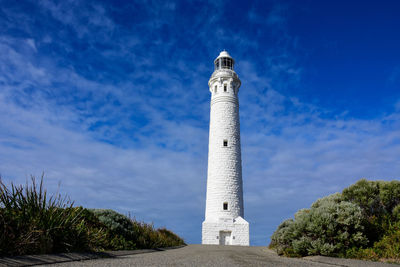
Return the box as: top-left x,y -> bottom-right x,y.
44,245 -> 398,267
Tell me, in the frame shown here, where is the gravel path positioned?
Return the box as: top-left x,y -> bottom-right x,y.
42,245 -> 398,267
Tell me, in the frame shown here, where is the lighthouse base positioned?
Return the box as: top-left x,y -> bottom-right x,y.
202,216 -> 249,246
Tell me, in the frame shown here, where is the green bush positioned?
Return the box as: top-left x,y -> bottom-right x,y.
346,222 -> 400,262
380,181 -> 400,214
89,209 -> 137,250
372,223 -> 400,260
342,179 -> 400,244
270,193 -> 367,257
342,179 -> 384,217
157,228 -> 185,247
0,176 -> 185,256
393,204 -> 400,221
87,209 -> 185,250
92,209 -> 136,238
270,178 -> 400,263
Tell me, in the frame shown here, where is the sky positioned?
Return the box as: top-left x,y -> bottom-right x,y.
1,0 -> 400,246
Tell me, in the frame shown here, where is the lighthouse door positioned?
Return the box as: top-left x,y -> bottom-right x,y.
219,231 -> 232,245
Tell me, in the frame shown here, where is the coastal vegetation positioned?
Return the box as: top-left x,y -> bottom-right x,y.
0,176 -> 185,256
269,179 -> 400,263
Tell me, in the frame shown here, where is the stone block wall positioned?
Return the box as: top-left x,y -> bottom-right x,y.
202,216 -> 249,246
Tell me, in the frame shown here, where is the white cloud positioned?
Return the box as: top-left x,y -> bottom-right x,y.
25,38 -> 37,52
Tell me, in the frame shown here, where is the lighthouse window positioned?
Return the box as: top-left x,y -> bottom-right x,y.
221,58 -> 233,69
224,84 -> 227,92
223,202 -> 228,210
223,140 -> 228,147
215,85 -> 217,93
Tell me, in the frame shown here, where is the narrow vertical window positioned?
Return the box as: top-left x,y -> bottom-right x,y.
215,85 -> 217,93
223,140 -> 228,147
222,58 -> 227,68
223,202 -> 228,210
224,84 -> 227,92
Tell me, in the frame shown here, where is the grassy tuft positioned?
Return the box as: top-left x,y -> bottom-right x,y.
0,175 -> 89,256
0,176 -> 185,256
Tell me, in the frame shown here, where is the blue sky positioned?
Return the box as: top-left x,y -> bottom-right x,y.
1,0 -> 400,246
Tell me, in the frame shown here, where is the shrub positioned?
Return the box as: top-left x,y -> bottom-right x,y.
393,204 -> 400,221
271,178 -> 400,263
372,223 -> 400,260
342,179 -> 400,243
157,228 -> 185,247
342,179 -> 384,217
92,209 -> 136,238
346,222 -> 400,262
89,209 -> 137,250
88,209 -> 185,250
380,181 -> 400,214
270,193 -> 367,257
345,247 -> 379,261
342,179 -> 400,218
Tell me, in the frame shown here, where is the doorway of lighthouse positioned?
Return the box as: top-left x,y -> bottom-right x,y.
219,231 -> 232,245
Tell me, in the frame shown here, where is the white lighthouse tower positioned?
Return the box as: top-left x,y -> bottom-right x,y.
202,51 -> 249,246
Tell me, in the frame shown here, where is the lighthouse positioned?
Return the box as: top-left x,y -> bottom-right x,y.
202,51 -> 249,246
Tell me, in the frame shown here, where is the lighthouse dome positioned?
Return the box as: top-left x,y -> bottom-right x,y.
215,50 -> 233,60
214,50 -> 235,70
